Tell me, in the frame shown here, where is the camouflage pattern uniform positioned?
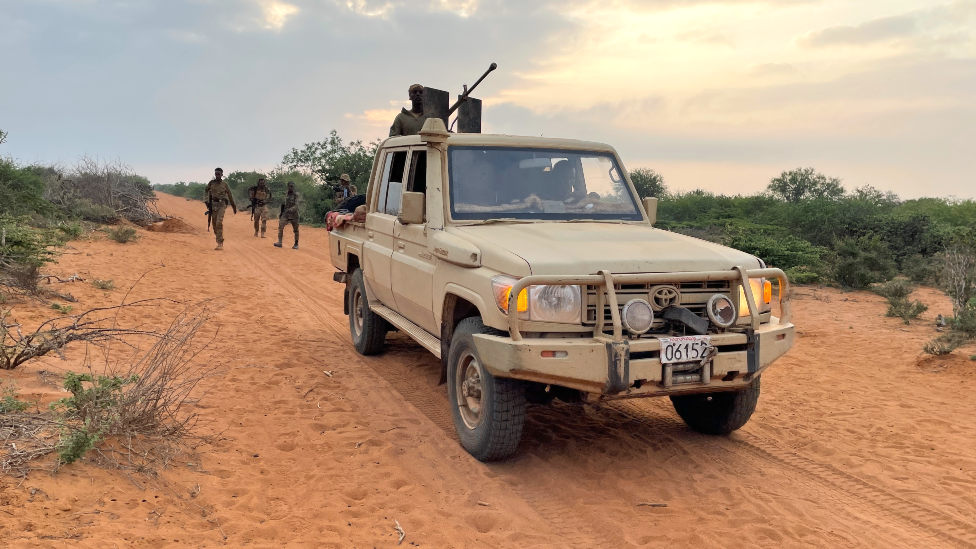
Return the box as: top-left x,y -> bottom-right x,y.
390,108 -> 428,137
249,185 -> 272,237
277,190 -> 301,246
205,179 -> 237,246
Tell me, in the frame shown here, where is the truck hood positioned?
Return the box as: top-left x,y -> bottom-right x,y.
453,223 -> 761,275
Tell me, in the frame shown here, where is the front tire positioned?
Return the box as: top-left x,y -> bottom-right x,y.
348,269 -> 387,355
670,378 -> 761,435
447,317 -> 526,461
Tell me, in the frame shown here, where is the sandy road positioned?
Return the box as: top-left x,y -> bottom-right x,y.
3,192 -> 976,548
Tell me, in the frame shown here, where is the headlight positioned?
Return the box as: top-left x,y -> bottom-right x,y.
491,275 -> 581,324
739,278 -> 772,317
621,299 -> 654,335
529,285 -> 581,324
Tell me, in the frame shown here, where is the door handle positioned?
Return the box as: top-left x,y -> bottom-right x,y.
367,230 -> 374,239
397,242 -> 405,250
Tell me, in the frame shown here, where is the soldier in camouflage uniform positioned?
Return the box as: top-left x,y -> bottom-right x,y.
205,168 -> 237,250
275,181 -> 301,250
248,178 -> 272,238
389,84 -> 428,137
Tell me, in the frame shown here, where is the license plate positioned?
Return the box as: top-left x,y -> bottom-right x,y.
659,336 -> 712,364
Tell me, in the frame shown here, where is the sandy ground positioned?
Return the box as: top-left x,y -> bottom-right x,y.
2,192 -> 976,548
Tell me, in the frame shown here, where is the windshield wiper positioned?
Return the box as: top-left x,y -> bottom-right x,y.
478,218 -> 536,225
562,219 -> 630,224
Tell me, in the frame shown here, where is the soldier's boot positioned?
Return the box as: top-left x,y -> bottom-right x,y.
292,241 -> 299,250
215,243 -> 223,251
254,231 -> 258,237
260,232 -> 266,238
274,241 -> 283,248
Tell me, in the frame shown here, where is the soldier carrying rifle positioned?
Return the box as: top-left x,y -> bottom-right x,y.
205,167 -> 237,251
247,177 -> 272,238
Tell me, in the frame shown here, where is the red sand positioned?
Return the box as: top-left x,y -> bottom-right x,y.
2,192 -> 975,548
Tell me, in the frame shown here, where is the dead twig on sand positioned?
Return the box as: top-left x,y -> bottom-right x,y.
394,519 -> 405,545
1,298 -> 174,370
636,502 -> 668,508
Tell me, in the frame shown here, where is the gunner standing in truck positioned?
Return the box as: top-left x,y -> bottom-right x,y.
390,84 -> 428,137
205,167 -> 237,251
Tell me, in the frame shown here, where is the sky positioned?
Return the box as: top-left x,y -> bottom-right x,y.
1,0 -> 974,198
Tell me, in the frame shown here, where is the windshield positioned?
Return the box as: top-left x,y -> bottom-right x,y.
449,146 -> 642,221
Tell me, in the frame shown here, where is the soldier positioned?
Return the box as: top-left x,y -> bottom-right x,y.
337,174 -> 357,200
248,177 -> 272,238
205,167 -> 237,250
274,181 -> 301,250
389,84 -> 428,137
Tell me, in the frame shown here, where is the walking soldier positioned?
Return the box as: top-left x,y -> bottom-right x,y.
205,167 -> 237,250
274,181 -> 301,250
248,177 -> 272,238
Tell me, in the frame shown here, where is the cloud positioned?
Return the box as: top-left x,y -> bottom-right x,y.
261,1 -> 299,30
344,0 -> 396,18
801,14 -> 917,47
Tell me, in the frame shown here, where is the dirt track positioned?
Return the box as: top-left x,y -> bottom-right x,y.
3,192 -> 976,548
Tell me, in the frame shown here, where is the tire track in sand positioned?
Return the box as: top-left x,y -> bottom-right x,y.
233,244 -> 627,549
608,401 -> 976,549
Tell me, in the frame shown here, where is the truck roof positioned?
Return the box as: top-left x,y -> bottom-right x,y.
383,132 -> 618,153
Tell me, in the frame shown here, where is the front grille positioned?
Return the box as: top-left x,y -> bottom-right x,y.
584,280 -> 732,335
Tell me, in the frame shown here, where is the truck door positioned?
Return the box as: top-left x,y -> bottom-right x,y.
391,148 -> 437,333
363,148 -> 408,307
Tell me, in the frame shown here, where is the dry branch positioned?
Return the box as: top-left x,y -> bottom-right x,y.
1,299 -> 174,370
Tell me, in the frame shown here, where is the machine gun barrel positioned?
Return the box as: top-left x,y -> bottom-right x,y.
448,62 -> 497,115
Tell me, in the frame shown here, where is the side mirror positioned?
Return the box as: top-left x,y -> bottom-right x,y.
642,197 -> 658,225
399,191 -> 425,224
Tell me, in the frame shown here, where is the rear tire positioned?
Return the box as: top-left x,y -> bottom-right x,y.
447,317 -> 526,461
348,269 -> 387,355
670,378 -> 761,435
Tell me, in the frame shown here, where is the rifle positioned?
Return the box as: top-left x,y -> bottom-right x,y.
248,199 -> 257,221
205,197 -> 213,232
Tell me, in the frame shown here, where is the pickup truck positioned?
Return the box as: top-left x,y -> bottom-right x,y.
329,119 -> 794,461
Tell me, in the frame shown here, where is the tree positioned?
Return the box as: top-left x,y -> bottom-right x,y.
630,167 -> 667,198
0,128 -> 7,146
281,130 -> 379,190
767,167 -> 844,203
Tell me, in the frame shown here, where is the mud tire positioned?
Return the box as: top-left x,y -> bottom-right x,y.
670,377 -> 761,435
447,317 -> 526,462
348,269 -> 387,355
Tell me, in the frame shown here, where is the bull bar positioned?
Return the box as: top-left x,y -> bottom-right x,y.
506,266 -> 791,341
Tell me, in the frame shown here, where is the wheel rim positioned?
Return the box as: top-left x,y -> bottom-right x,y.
352,286 -> 364,336
455,350 -> 485,430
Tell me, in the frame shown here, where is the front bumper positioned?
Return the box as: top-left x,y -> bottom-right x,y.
473,266 -> 794,398
472,320 -> 794,397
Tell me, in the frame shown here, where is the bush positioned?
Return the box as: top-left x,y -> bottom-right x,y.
923,332 -> 968,356
872,279 -> 915,300
833,235 -> 897,289
57,222 -> 84,240
630,168 -> 667,198
63,198 -> 119,223
872,279 -> 927,323
50,372 -> 139,464
725,232 -> 828,272
91,278 -> 115,290
106,226 -> 137,243
901,254 -> 939,285
948,307 -> 976,337
1,381 -> 31,413
785,266 -> 822,285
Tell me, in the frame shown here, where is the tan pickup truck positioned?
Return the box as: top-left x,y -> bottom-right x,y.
329,119 -> 794,461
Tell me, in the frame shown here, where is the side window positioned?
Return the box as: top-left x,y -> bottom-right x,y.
383,151 -> 408,216
376,153 -> 393,213
407,149 -> 427,195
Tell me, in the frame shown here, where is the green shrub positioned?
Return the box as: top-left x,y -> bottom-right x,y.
66,199 -> 119,223
948,307 -> 976,337
785,266 -> 823,284
872,279 -> 915,300
56,222 -> 84,240
833,235 -> 897,289
91,278 -> 115,290
51,303 -> 73,314
901,254 -> 939,285
0,381 -> 31,413
51,372 -> 139,464
106,226 -> 137,243
886,298 -> 928,323
923,332 -> 968,355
